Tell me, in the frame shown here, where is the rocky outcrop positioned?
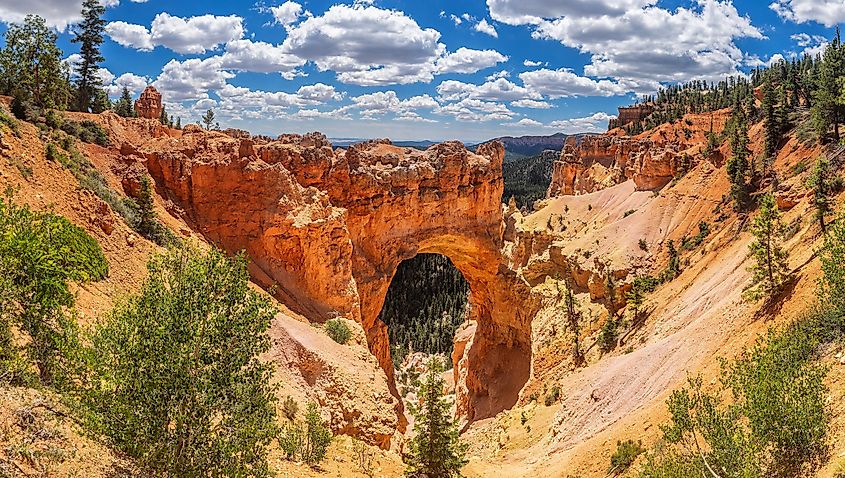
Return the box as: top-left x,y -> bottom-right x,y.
134,86 -> 163,120
109,123 -> 537,438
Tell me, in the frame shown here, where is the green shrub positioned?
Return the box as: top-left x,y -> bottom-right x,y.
638,238 -> 648,251
0,193 -> 108,385
279,401 -> 333,466
544,386 -> 560,406
0,107 -> 20,137
624,209 -> 636,218
76,246 -> 278,477
609,439 -> 644,473
599,316 -> 620,353
325,318 -> 352,344
283,396 -> 298,421
60,119 -> 109,146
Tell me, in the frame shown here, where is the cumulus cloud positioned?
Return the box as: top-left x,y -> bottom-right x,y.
488,0 -> 762,89
0,0 -> 145,30
435,98 -> 515,122
271,1 -> 303,27
523,59 -> 544,67
790,32 -> 829,57
549,112 -> 616,133
770,0 -> 845,27
511,99 -> 552,109
153,56 -> 234,102
281,4 -> 444,85
518,68 -> 627,98
437,78 -> 538,102
220,39 -> 305,74
434,48 -> 508,74
106,72 -> 150,97
106,13 -> 244,54
485,70 -> 510,81
340,91 -> 438,118
474,18 -> 498,37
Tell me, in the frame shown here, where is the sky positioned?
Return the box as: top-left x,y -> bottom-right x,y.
0,0 -> 843,142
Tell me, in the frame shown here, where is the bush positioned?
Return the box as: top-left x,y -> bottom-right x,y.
638,238 -> 648,251
609,439 -> 644,473
325,318 -> 352,344
0,193 -> 108,385
279,401 -> 332,466
283,396 -> 298,421
599,316 -> 620,353
0,107 -> 20,137
60,119 -> 109,146
544,386 -> 560,406
76,245 -> 279,477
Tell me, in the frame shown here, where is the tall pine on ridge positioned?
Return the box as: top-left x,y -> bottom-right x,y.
71,0 -> 106,112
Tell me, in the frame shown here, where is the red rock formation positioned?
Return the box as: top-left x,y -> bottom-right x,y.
113,125 -> 537,435
134,86 -> 163,120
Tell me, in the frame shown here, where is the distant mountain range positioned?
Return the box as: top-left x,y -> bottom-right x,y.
330,132 -> 593,156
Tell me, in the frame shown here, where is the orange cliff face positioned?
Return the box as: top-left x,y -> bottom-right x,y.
106,122 -> 537,431
547,109 -> 731,197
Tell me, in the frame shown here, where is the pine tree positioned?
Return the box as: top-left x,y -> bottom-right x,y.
727,105 -> 752,211
175,117 -> 182,129
405,357 -> 467,478
744,193 -> 791,302
202,109 -> 216,130
0,15 -> 71,109
114,86 -> 133,118
159,104 -> 170,127
812,28 -> 843,142
71,0 -> 106,112
761,78 -> 779,168
560,280 -> 583,366
136,176 -> 157,238
806,156 -> 840,234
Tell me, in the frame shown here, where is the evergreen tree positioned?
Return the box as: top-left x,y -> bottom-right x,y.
559,280 -> 583,366
0,15 -> 71,109
761,78 -> 780,167
175,116 -> 182,129
812,28 -> 842,142
113,86 -> 134,117
806,156 -> 840,234
159,104 -> 170,127
727,105 -> 752,211
136,176 -> 157,237
405,357 -> 467,478
744,193 -> 791,302
202,108 -> 216,130
71,0 -> 106,112
78,246 -> 279,477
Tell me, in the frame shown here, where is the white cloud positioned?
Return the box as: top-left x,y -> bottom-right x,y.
519,68 -> 627,98
105,21 -> 154,50
296,83 -> 343,102
153,56 -> 234,102
790,32 -> 829,57
281,4 -> 444,85
770,0 -> 845,27
511,99 -> 552,109
106,13 -> 244,54
485,70 -> 510,81
488,0 -> 762,89
220,39 -> 305,74
474,18 -> 498,37
271,1 -> 303,27
340,91 -> 438,118
523,59 -> 543,67
0,0 -> 145,31
106,72 -> 150,97
549,112 -> 616,133
506,118 -> 543,127
435,47 -> 508,74
437,78 -> 538,102
435,98 -> 515,122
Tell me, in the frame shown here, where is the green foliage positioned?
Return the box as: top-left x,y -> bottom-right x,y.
0,15 -> 71,109
380,254 -> 469,366
112,87 -> 134,118
643,317 -> 829,478
0,107 -> 20,137
202,109 -> 216,130
806,156 -> 843,233
133,175 -> 176,247
623,209 -> 636,218
681,221 -> 710,250
75,246 -> 278,477
71,0 -> 107,112
278,401 -> 333,466
610,439 -> 644,473
661,239 -> 681,282
282,396 -> 298,421
405,357 -> 467,478
638,238 -> 648,251
325,318 -> 352,345
626,275 -> 657,324
502,151 -> 555,209
743,193 -> 791,302
59,119 -> 109,146
559,280 -> 583,365
0,193 -> 108,386
811,29 -> 843,142
819,214 -> 845,317
727,104 -> 752,211
599,315 -> 621,353
544,386 -> 561,406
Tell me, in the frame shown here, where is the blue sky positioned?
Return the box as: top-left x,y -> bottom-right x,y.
0,0 -> 842,141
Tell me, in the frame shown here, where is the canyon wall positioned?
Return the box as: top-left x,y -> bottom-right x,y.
108,122 -> 536,436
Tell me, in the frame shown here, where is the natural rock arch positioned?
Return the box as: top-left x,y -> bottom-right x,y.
128,128 -> 534,425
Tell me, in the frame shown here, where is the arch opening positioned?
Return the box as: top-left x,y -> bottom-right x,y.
380,253 -> 470,369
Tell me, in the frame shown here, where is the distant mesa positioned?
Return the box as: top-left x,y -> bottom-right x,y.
608,104 -> 654,130
134,86 -> 163,120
